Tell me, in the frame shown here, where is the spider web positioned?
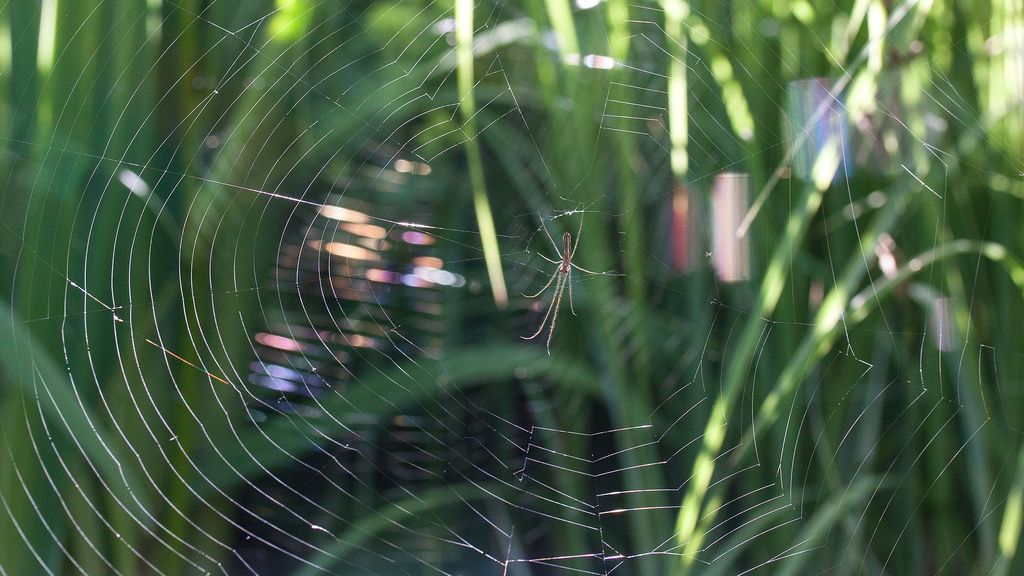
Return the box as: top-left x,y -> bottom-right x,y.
1,0 -> 1023,575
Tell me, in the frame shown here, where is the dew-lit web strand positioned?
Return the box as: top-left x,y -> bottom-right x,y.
0,133 -> 510,243
56,63 -> 268,575
954,205 -> 992,405
599,69 -> 673,153
400,68 -> 517,166
786,354 -> 876,506
376,66 -> 511,168
0,266 -> 457,329
734,537 -> 824,576
702,499 -> 792,554
205,23 -> 520,438
27,361 -> 225,573
224,286 -> 495,565
265,5 -> 463,193
299,2 -> 416,97
6,0 -> 107,319
209,0 -> 958,270
174,25 -> 405,483
3,431 -> 110,576
935,450 -> 1012,575
497,293 -> 753,557
129,328 -> 374,573
0,487 -> 61,576
827,70 -> 907,361
0,216 -> 124,325
51,112 -> 249,561
853,402 -> 956,574
651,286 -> 946,553
824,387 -> 926,555
494,55 -> 559,189
343,5 -> 451,105
678,483 -> 778,551
805,371 -> 890,509
163,219 -> 419,569
524,422 -> 708,557
210,313 -> 460,568
746,323 -> 773,467
781,352 -> 853,499
150,327 -> 387,545
94,51 -> 355,576
785,365 -> 880,511
1,0 -> 101,245
62,49 -> 440,459
129,238 -> 358,570
144,339 -> 230,385
878,419 -> 987,573
510,417 -> 763,563
56,3 -> 428,565
306,291 -> 649,547
13,410 -> 147,576
385,237 -> 966,569
818,170 -> 857,353
424,94 -> 520,162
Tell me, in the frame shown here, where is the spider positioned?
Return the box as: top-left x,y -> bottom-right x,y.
522,216 -> 602,354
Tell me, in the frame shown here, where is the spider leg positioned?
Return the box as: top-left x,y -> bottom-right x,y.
567,268 -> 577,316
545,273 -> 566,355
569,212 -> 585,259
523,266 -> 558,299
522,272 -> 564,341
571,262 -> 621,276
537,253 -> 560,265
539,217 -> 562,254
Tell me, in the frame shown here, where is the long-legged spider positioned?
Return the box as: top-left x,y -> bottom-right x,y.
522,215 -> 603,354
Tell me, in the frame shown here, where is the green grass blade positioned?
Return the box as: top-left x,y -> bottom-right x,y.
456,0 -> 508,309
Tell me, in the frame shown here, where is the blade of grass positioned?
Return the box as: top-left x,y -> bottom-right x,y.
543,0 -> 578,60
456,0 -> 508,309
675,175 -> 826,573
662,0 -> 690,180
995,443 -> 1024,576
3,0 -> 38,148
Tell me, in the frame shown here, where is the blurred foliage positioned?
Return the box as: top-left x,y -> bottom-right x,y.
2,0 -> 1024,574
